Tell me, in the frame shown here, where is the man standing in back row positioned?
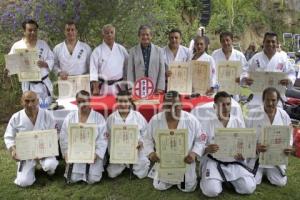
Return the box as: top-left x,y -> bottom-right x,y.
90,24 -> 128,96
127,25 -> 165,93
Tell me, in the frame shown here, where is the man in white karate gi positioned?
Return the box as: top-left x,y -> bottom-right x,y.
243,32 -> 296,107
245,87 -> 293,186
164,28 -> 191,71
212,31 -> 248,89
59,90 -> 108,184
106,90 -> 150,178
194,91 -> 256,197
4,91 -> 58,187
127,25 -> 165,93
90,24 -> 128,96
144,91 -> 207,192
9,19 -> 54,105
53,21 -> 92,80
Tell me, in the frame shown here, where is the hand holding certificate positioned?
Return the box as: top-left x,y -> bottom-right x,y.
213,128 -> 257,159
259,125 -> 291,166
67,123 -> 96,163
156,129 -> 188,184
109,125 -> 139,164
15,129 -> 58,160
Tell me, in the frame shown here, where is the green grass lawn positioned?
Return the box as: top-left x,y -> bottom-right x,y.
1,124 -> 300,200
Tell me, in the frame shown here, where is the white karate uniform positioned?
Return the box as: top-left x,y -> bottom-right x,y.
9,39 -> 54,101
245,107 -> 293,186
197,111 -> 256,197
212,48 -> 248,96
4,109 -> 58,187
163,45 -> 191,68
144,111 -> 207,192
191,98 -> 243,122
193,52 -> 217,88
90,42 -> 128,95
247,51 -> 296,107
53,40 -> 92,75
59,110 -> 108,184
106,109 -> 150,178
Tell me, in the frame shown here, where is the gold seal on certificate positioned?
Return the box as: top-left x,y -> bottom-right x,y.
217,61 -> 241,94
259,125 -> 291,166
67,123 -> 96,163
109,125 -> 139,164
213,128 -> 257,159
58,75 -> 91,98
16,129 -> 58,160
156,129 -> 188,184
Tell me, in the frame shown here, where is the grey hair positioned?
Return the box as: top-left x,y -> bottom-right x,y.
138,25 -> 152,36
102,24 -> 115,34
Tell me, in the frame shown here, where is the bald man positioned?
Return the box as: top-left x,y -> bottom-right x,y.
4,91 -> 58,187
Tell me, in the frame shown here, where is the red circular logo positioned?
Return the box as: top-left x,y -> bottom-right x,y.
134,77 -> 154,99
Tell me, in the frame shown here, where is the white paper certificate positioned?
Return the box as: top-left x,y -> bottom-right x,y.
156,129 -> 188,184
249,71 -> 288,94
168,62 -> 192,94
15,129 -> 58,160
259,125 -> 291,166
58,75 -> 91,98
191,60 -> 210,94
214,128 -> 257,159
67,123 -> 96,163
109,125 -> 139,164
217,61 -> 241,94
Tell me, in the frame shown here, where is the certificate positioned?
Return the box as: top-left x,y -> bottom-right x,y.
217,61 -> 241,94
58,75 -> 91,98
249,71 -> 288,94
67,123 -> 96,163
5,49 -> 40,80
168,62 -> 192,94
18,70 -> 41,82
15,129 -> 58,160
156,129 -> 188,184
214,128 -> 257,159
109,125 -> 139,164
259,125 -> 291,165
191,60 -> 210,94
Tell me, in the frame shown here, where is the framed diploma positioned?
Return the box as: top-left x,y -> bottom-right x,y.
259,125 -> 291,166
191,60 -> 210,94
109,125 -> 139,164
249,71 -> 288,94
214,128 -> 257,159
15,129 -> 58,160
156,129 -> 188,184
67,123 -> 96,163
217,61 -> 241,94
168,62 -> 192,94
18,70 -> 41,82
58,75 -> 91,98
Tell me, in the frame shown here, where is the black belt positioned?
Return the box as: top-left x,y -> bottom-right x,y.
66,163 -> 73,184
275,166 -> 286,177
29,75 -> 51,96
86,164 -> 90,181
98,78 -> 123,86
18,160 -> 25,172
207,154 -> 259,183
180,175 -> 186,190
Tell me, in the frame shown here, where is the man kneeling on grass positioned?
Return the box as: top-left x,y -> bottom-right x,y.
4,91 -> 58,187
144,91 -> 207,192
59,90 -> 107,184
